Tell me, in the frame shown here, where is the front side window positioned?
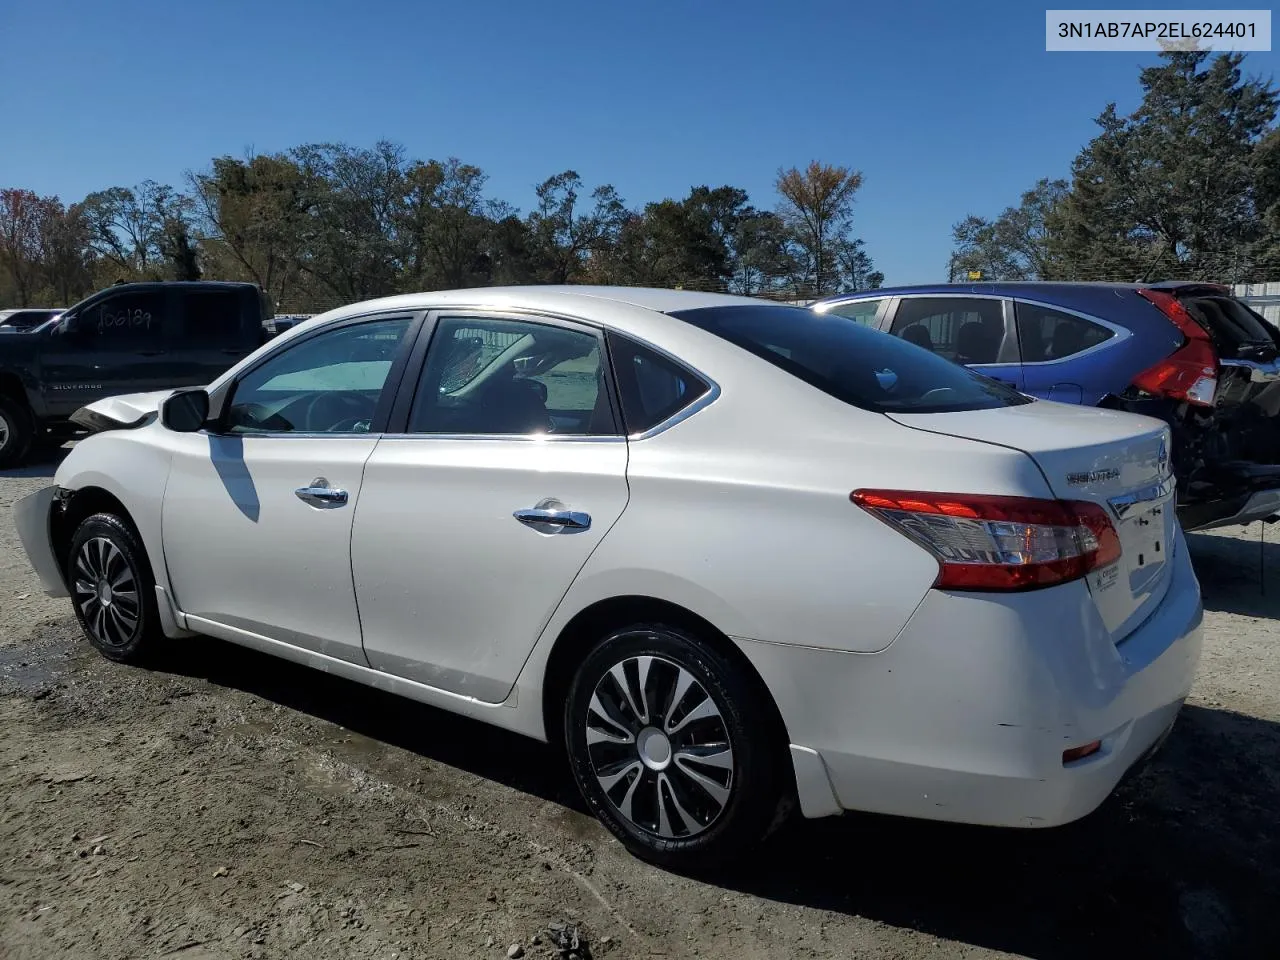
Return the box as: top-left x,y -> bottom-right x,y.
822,298 -> 884,327
76,291 -> 167,349
1015,302 -> 1113,362
409,316 -> 616,436
224,317 -> 411,434
672,304 -> 1030,414
889,297 -> 1007,364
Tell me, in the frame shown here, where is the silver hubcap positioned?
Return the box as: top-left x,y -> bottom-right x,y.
73,537 -> 140,648
585,655 -> 734,839
0,413 -> 9,450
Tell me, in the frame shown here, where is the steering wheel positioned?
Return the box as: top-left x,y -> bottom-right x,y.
301,392 -> 374,432
328,416 -> 373,433
230,402 -> 293,432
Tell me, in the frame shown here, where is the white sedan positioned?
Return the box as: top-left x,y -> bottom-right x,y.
13,286 -> 1203,866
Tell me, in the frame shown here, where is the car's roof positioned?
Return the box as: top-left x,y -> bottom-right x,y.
320,285 -> 766,318
815,280 -> 1231,303
95,280 -> 257,290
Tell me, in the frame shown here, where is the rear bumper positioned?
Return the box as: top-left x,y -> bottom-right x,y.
736,527 -> 1203,828
12,484 -> 68,597
1179,486 -> 1280,531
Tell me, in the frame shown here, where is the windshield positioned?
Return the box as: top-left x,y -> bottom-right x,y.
670,304 -> 1032,414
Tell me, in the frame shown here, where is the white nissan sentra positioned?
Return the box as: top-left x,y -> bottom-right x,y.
13,287 -> 1202,866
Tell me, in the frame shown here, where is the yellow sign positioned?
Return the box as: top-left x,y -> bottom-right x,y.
967,270 -> 984,281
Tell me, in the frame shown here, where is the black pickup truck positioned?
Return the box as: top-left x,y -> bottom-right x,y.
0,281 -> 271,466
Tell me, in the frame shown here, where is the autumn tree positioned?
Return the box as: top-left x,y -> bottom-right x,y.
775,162 -> 865,295
0,189 -> 50,304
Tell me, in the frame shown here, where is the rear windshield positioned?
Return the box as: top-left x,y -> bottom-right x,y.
1181,295 -> 1280,352
669,304 -> 1032,414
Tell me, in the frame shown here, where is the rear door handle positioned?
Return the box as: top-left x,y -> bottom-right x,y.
295,477 -> 349,508
514,505 -> 591,531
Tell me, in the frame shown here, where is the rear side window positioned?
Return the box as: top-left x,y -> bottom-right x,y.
607,333 -> 711,433
1014,303 -> 1113,362
671,304 -> 1031,414
182,290 -> 245,348
889,297 -> 1006,364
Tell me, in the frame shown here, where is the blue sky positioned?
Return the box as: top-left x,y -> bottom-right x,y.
1,0 -> 1277,284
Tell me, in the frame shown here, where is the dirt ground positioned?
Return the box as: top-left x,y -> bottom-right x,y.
2,449 -> 1278,960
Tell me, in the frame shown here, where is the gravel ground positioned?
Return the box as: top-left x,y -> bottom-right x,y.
2,448 -> 1278,960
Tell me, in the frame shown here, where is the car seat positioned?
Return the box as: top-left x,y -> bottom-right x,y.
900,324 -> 934,351
478,376 -> 551,433
1049,322 -> 1086,360
956,321 -> 999,364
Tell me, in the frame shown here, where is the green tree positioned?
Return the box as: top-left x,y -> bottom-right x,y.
837,237 -> 884,291
80,180 -> 196,280
399,157 -> 507,290
1049,52 -> 1277,281
189,152 -> 314,303
729,211 -> 794,294
950,179 -> 1068,281
1252,128 -> 1280,275
526,171 -> 627,283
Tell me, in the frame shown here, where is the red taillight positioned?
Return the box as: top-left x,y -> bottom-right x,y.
851,490 -> 1122,592
1133,288 -> 1218,407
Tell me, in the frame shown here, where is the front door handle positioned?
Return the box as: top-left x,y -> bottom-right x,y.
295,477 -> 349,509
514,504 -> 591,531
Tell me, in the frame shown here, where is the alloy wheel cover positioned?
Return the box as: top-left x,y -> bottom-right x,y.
584,654 -> 735,839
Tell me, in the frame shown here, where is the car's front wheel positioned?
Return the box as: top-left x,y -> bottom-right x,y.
564,623 -> 785,867
68,513 -> 162,663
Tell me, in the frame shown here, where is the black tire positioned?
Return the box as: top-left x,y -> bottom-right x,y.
0,394 -> 34,468
564,623 -> 785,868
67,513 -> 162,663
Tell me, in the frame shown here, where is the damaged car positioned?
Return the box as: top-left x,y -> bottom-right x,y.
812,281 -> 1280,531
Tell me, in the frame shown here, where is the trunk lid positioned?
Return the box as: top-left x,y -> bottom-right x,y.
887,401 -> 1176,645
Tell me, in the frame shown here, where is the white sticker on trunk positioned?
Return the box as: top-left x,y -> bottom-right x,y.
1094,565 -> 1120,591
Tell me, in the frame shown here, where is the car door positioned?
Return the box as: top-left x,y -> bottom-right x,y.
40,287 -> 176,416
1013,299 -> 1119,404
161,312 -> 420,663
168,286 -> 260,386
885,295 -> 1024,390
352,311 -> 631,703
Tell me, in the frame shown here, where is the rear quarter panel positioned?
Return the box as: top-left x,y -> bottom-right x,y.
534,373 -> 1058,658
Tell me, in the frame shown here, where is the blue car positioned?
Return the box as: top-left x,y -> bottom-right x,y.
811,281 -> 1280,531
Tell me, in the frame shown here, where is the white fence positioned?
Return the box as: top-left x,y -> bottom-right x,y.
1233,283 -> 1280,324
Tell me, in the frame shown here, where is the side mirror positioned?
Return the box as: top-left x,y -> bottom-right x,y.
160,388 -> 210,432
53,313 -> 78,336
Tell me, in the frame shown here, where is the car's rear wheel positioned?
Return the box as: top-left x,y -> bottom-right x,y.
68,513 -> 161,663
564,623 -> 784,868
0,395 -> 34,468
